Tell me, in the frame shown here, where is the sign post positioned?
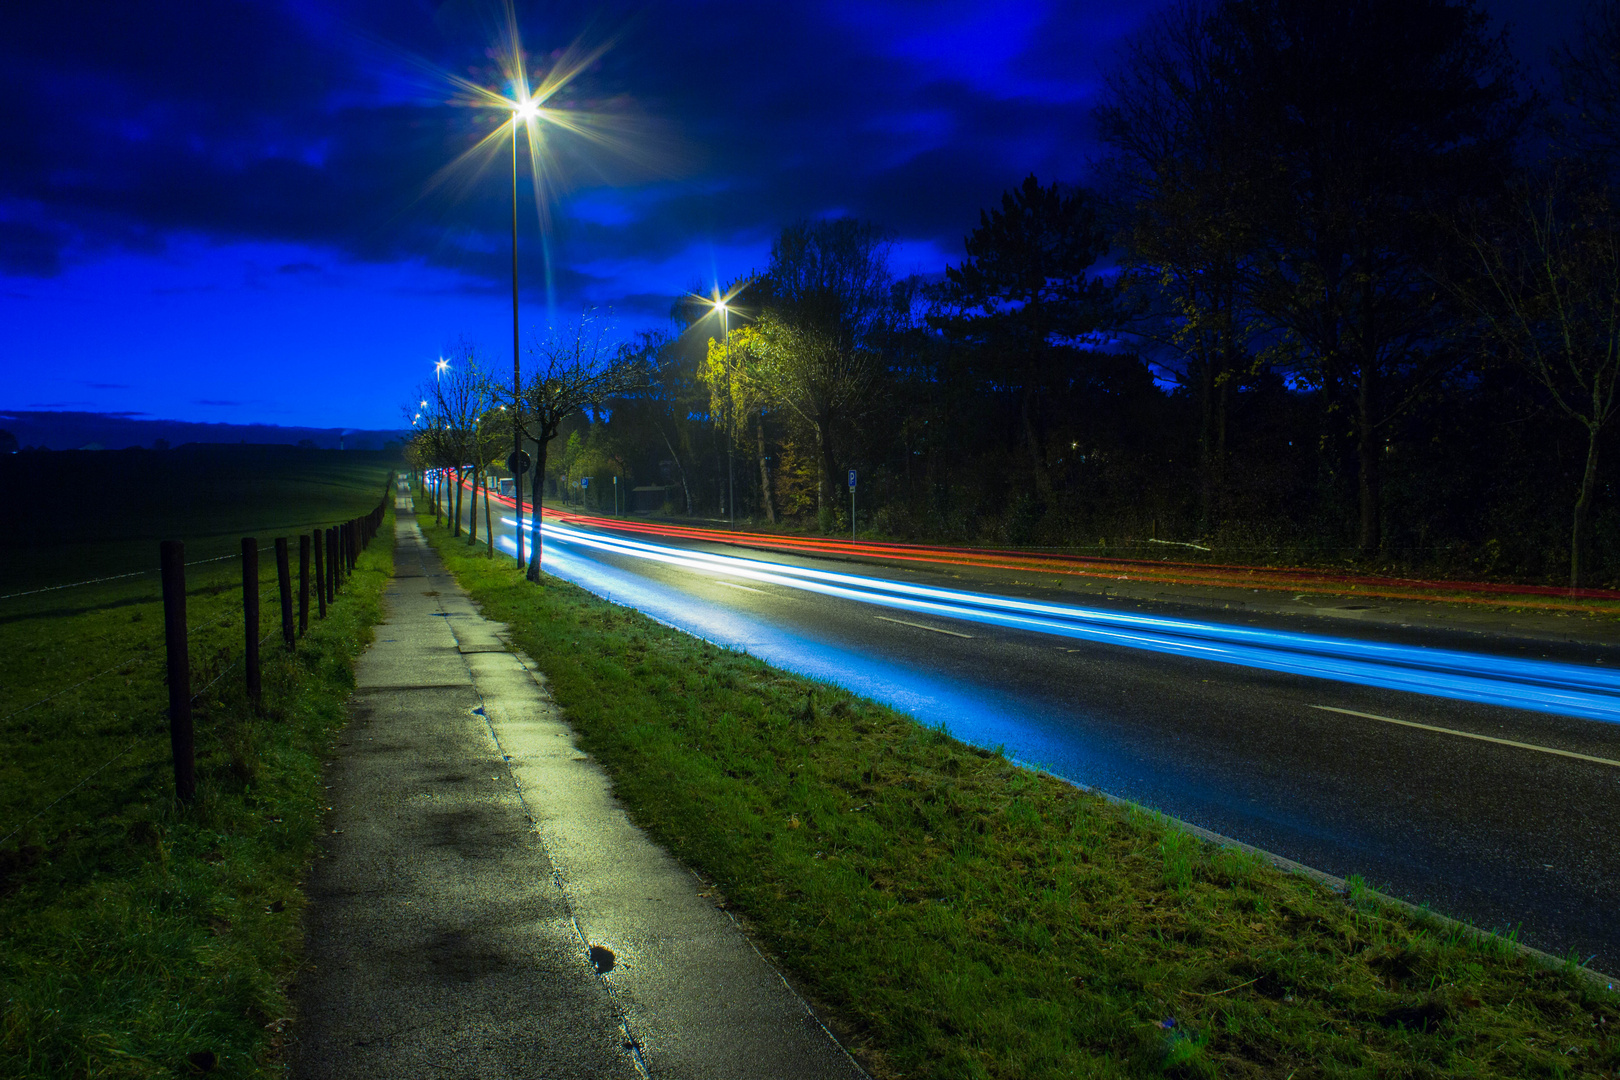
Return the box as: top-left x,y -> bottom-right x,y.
848,469 -> 857,540
506,450 -> 530,565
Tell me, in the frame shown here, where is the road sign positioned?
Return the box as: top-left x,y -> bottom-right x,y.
848,469 -> 857,490
506,450 -> 531,475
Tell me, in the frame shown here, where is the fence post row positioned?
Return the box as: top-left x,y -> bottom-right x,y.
242,537 -> 261,708
159,540 -> 195,804
275,537 -> 294,651
153,483 -> 390,802
298,534 -> 310,636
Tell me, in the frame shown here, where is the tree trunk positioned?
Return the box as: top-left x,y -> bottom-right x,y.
1197,350 -> 1216,534
1214,349 -> 1230,531
657,426 -> 693,514
466,466 -> 479,546
527,440 -> 549,582
815,418 -> 838,533
1356,359 -> 1381,558
452,468 -> 464,537
1572,421 -> 1602,590
1020,384 -> 1050,501
484,468 -> 494,555
756,412 -> 776,524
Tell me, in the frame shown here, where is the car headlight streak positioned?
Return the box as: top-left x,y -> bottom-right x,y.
502,518 -> 1620,723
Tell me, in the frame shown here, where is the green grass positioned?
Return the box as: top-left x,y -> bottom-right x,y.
424,519 -> 1620,1079
0,471 -> 395,1077
0,444 -> 397,591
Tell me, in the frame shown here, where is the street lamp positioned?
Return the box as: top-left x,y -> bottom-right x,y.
704,292 -> 734,529
509,101 -> 540,569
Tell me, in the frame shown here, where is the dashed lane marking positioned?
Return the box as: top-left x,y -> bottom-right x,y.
874,615 -> 973,638
1311,705 -> 1620,768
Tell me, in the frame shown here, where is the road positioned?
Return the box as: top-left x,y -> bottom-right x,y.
427,479 -> 1620,971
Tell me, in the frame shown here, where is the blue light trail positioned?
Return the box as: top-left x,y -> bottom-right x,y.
503,518 -> 1620,723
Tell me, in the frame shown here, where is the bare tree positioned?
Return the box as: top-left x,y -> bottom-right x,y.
417,345 -> 493,539
509,311 -> 647,581
1455,169 -> 1620,587
1554,0 -> 1620,172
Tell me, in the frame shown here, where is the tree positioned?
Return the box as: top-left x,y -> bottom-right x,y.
929,176 -> 1117,500
754,219 -> 896,528
1097,3 -> 1263,532
417,344 -> 492,540
1454,169 -> 1620,587
723,312 -> 878,529
509,311 -> 647,581
1552,0 -> 1620,171
702,308 -> 784,524
1208,0 -> 1527,555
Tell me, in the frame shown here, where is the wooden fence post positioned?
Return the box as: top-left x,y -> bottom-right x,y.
242,537 -> 261,707
313,529 -> 326,618
160,540 -> 194,803
298,533 -> 310,635
326,528 -> 338,598
276,536 -> 294,650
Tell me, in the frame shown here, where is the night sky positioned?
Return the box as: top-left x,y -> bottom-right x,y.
0,0 -> 1583,431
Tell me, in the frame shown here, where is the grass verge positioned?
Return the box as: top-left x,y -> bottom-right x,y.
424,518 -> 1618,1079
0,511 -> 395,1078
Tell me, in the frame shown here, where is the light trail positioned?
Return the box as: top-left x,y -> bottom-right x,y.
500,516 -> 1620,724
447,472 -> 1620,609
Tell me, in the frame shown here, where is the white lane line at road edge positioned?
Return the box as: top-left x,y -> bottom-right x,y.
714,580 -> 765,594
1311,705 -> 1620,767
873,615 -> 973,639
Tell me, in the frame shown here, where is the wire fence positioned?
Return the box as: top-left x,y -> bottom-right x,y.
1,479 -> 395,849
0,551 -> 250,603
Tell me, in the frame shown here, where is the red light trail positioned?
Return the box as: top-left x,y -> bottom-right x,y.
452,477 -> 1620,612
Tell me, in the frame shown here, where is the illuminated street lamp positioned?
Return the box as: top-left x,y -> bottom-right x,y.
501,98 -> 544,566
704,292 -> 734,529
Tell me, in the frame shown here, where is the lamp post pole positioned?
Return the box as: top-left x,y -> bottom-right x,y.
720,301 -> 733,530
511,113 -> 524,568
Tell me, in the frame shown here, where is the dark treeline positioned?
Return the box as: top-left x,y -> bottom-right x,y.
416,0 -> 1620,588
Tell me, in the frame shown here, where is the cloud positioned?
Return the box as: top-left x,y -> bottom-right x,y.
0,0 -> 1560,334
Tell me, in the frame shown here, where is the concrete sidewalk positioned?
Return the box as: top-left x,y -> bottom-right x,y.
291,509 -> 866,1079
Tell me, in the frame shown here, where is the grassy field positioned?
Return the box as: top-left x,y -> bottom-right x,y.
423,519 -> 1619,1079
0,445 -> 398,592
0,452 -> 395,1078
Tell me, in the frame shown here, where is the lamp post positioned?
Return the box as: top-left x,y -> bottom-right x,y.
507,101 -> 540,567
511,108 -> 525,568
704,294 -> 734,529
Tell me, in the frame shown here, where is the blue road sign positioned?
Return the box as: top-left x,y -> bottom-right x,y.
848,469 -> 857,490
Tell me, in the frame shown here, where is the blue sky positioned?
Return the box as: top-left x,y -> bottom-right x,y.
0,0 -> 1583,431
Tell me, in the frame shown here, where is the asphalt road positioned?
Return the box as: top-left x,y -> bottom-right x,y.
430,482 -> 1620,972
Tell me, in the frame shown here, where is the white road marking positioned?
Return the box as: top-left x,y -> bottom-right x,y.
873,615 -> 973,638
714,580 -> 765,593
1311,705 -> 1620,768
